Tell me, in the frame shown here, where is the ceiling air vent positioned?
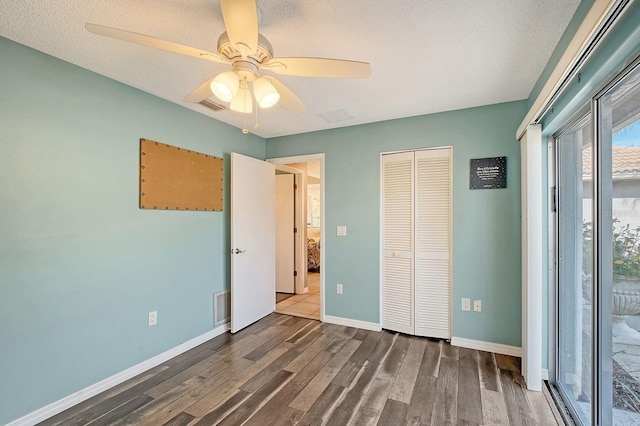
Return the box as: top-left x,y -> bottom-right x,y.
198,99 -> 225,111
317,109 -> 353,123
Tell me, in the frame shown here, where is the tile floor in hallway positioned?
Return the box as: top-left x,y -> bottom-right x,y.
275,272 -> 320,320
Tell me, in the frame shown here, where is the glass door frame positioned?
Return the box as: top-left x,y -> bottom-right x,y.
552,110 -> 593,425
552,54 -> 640,425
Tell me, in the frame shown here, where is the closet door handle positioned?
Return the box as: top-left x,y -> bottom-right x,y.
231,248 -> 246,254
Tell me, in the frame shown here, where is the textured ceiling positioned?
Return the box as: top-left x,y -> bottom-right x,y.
0,0 -> 580,138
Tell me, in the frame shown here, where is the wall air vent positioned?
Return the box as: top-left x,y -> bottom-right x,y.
213,290 -> 230,327
199,99 -> 225,111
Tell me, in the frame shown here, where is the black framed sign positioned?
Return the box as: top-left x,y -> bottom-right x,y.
470,157 -> 507,189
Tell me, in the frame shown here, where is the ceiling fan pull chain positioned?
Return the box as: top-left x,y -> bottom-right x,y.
242,77 -> 249,134
255,95 -> 260,130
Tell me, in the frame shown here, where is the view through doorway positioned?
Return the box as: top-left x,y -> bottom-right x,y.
270,156 -> 324,321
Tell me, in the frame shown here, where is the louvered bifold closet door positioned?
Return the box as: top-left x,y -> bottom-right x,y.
414,148 -> 452,338
382,152 -> 414,334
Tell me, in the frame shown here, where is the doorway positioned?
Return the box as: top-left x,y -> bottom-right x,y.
269,154 -> 324,321
274,167 -> 300,298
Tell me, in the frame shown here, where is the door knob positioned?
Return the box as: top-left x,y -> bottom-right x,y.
231,248 -> 246,254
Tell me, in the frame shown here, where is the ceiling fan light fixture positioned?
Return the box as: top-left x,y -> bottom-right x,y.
230,81 -> 253,113
86,0 -> 371,124
253,77 -> 280,109
210,71 -> 239,102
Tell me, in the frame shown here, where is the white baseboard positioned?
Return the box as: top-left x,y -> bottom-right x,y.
450,337 -> 522,357
542,368 -> 549,381
323,315 -> 382,332
7,324 -> 230,426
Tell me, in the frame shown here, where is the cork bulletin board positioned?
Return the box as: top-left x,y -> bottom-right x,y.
139,138 -> 223,211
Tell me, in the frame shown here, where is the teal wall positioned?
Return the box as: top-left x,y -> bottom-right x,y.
0,37 -> 264,424
266,101 -> 526,347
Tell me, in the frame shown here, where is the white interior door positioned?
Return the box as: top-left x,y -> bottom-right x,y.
275,174 -> 295,293
231,153 -> 275,333
381,151 -> 414,334
414,148 -> 452,339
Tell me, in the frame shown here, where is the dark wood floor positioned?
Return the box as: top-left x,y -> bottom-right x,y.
39,313 -> 561,425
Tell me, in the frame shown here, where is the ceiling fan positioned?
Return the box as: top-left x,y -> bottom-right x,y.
86,0 -> 371,123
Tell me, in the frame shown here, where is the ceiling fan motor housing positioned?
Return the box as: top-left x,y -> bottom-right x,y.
217,31 -> 273,79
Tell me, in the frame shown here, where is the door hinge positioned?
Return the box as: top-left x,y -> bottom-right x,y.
552,185 -> 557,213
294,227 -> 298,233
294,184 -> 298,190
294,270 -> 298,277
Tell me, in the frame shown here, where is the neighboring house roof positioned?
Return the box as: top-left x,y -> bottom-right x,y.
582,146 -> 640,177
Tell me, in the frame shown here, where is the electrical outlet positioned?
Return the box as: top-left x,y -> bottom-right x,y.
148,311 -> 158,326
337,226 -> 347,236
337,283 -> 343,294
462,298 -> 471,311
473,300 -> 482,312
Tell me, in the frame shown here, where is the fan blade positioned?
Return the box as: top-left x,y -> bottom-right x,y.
219,0 -> 259,55
85,23 -> 229,64
184,77 -> 216,103
262,57 -> 371,79
263,76 -> 308,114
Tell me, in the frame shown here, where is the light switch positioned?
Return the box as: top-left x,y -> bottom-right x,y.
337,226 -> 347,236
148,311 -> 157,326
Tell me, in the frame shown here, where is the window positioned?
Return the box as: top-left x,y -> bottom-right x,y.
307,183 -> 321,228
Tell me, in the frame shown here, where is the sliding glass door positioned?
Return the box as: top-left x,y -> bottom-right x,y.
556,60 -> 640,425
